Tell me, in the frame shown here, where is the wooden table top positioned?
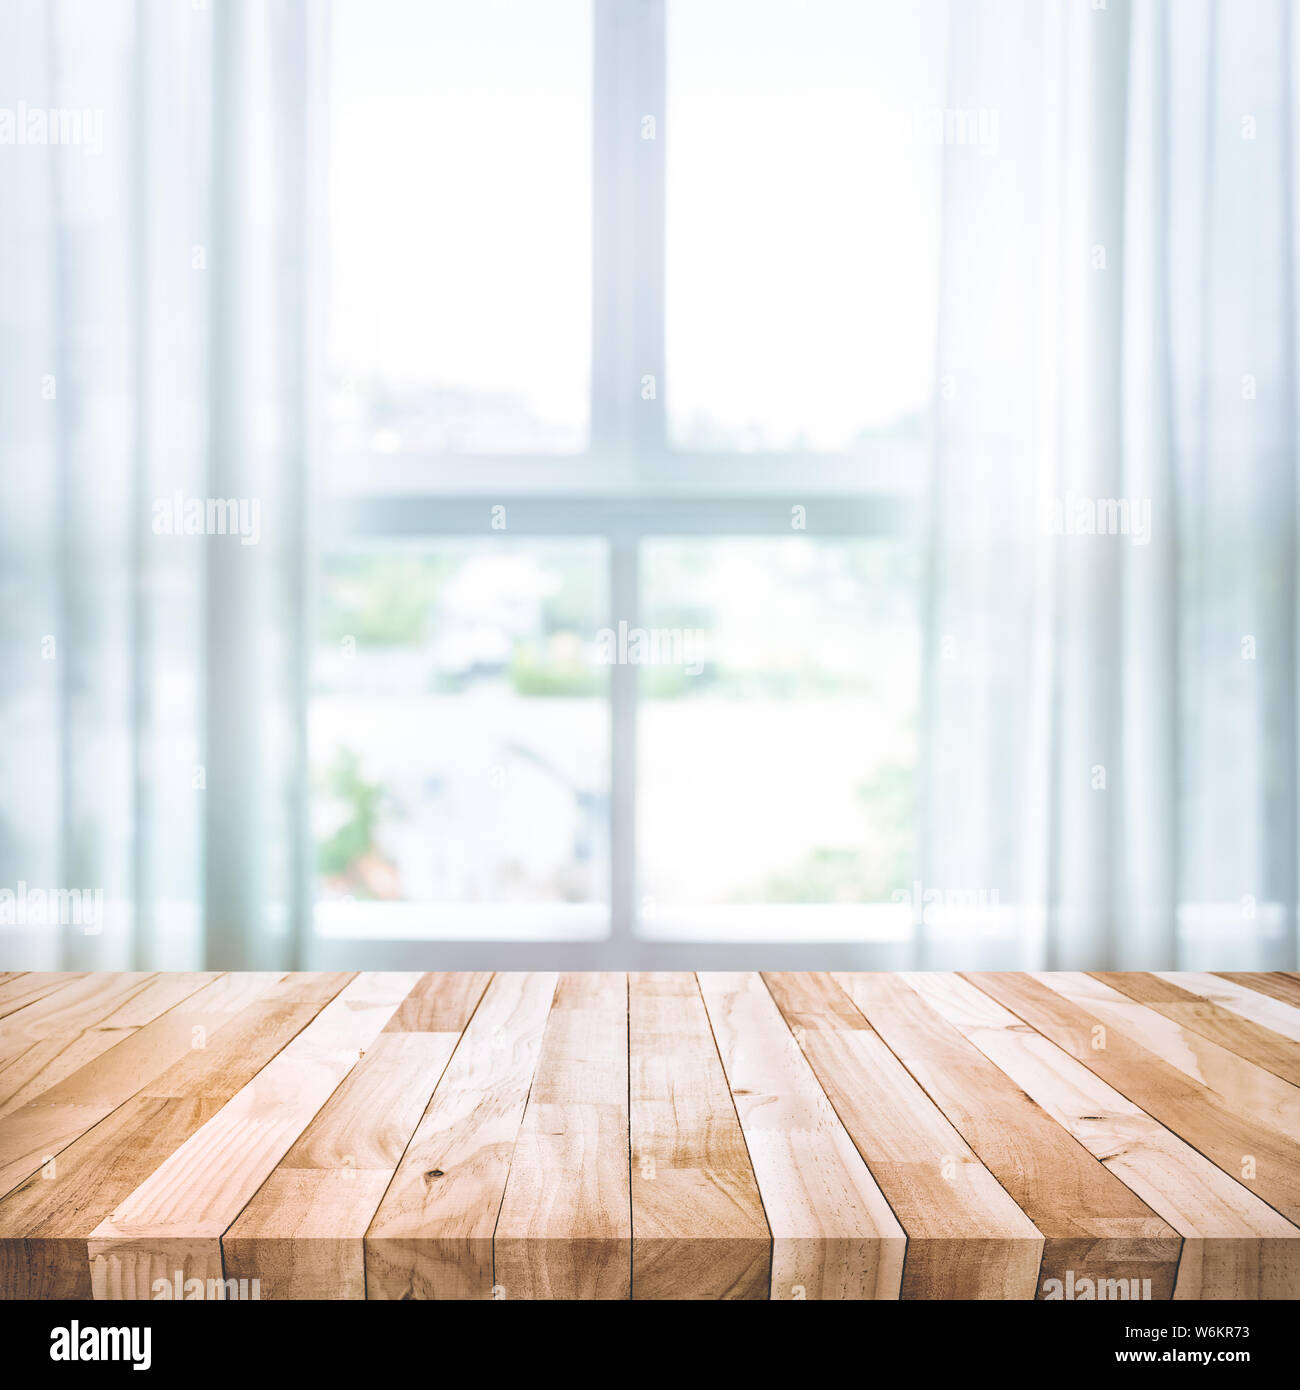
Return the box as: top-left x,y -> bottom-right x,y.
0,969 -> 1297,1301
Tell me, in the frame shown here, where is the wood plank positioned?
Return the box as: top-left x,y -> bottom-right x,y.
366,971 -> 558,1300
1215,972 -> 1300,1011
1092,973 -> 1300,1088
967,972 -> 1300,1225
764,972 -> 1042,1298
1037,973 -> 1300,1140
87,972 -> 420,1299
837,972 -> 1181,1299
698,971 -> 905,1300
925,973 -> 1299,1298
629,972 -> 769,1300
493,973 -> 630,1300
0,970 -> 1294,1303
0,975 -> 141,1058
0,974 -> 88,1021
0,972 -> 356,1298
0,973 -> 281,1200
0,973 -> 219,1119
378,971 -> 492,1034
973,973 -> 1300,1223
1159,972 -> 1300,1046
223,972 -> 492,1298
0,975 -> 161,1105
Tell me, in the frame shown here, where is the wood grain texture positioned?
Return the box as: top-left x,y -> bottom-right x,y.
967,972 -> 1300,1226
0,972 -> 355,1299
839,972 -> 1182,1299
1159,972 -> 1300,1046
629,972 -> 769,1299
698,971 -> 905,1300
1091,972 -> 1300,1088
223,973 -> 492,1298
0,971 -> 1296,1301
1215,972 -> 1300,1010
0,975 -> 89,1021
494,973 -> 631,1299
0,975 -> 163,1108
764,972 -> 1042,1298
0,972 -> 278,1200
927,973 -> 1298,1298
1037,973 -> 1300,1139
366,972 -> 557,1300
88,973 -> 419,1299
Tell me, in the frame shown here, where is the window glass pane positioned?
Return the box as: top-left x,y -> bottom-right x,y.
639,538 -> 919,931
328,0 -> 591,468
667,0 -> 947,452
312,542 -> 608,936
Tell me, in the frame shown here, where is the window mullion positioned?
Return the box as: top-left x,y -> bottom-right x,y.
592,0 -> 666,468
632,0 -> 666,466
594,1 -> 665,952
608,536 -> 640,948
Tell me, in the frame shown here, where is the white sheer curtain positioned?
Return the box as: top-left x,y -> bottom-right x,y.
920,0 -> 1299,970
0,0 -> 319,970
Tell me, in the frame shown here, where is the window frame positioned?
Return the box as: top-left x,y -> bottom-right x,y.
307,0 -> 924,969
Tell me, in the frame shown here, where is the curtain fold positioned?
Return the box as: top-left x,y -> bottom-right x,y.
922,0 -> 1300,969
0,0 -> 316,969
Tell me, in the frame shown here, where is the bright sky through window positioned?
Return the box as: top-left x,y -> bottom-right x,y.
666,0 -> 948,451
329,0 -> 592,454
329,0 -> 947,459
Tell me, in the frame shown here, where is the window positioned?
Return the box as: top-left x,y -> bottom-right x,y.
639,537 -> 920,939
316,0 -> 941,962
313,541 -> 608,941
328,0 -> 592,471
666,0 -> 945,452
